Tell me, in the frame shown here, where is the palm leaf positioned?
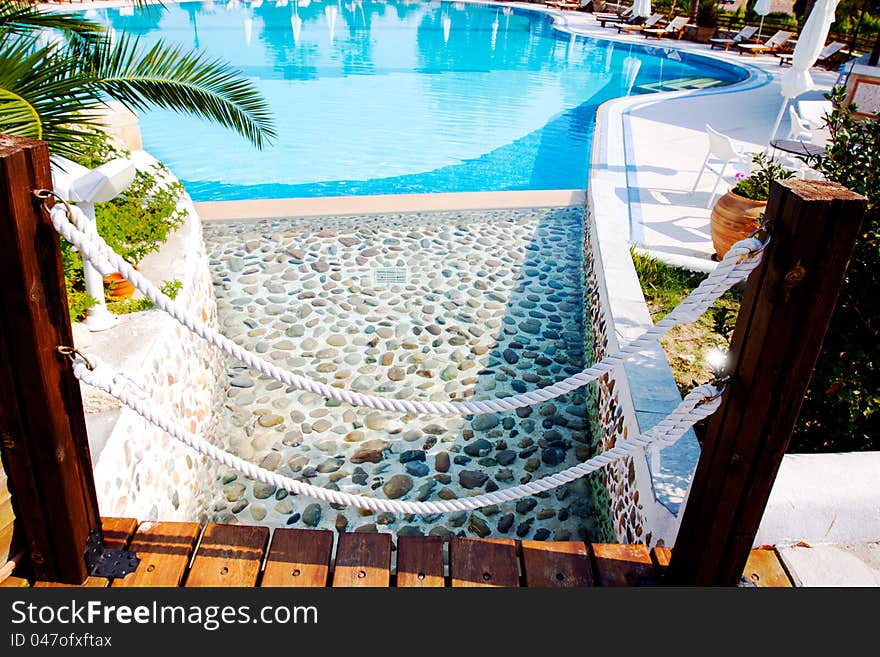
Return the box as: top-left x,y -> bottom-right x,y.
0,0 -> 105,44
0,38 -> 104,159
80,34 -> 276,149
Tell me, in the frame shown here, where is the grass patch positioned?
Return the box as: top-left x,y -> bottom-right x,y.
631,249 -> 742,395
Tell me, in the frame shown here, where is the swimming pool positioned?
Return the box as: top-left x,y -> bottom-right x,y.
99,1 -> 747,200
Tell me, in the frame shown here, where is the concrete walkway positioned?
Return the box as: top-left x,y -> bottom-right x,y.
778,541 -> 880,586
540,6 -> 843,269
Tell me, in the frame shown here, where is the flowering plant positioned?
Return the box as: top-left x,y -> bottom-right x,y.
732,152 -> 796,201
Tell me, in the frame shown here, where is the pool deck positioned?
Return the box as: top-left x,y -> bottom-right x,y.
195,189 -> 585,220
544,5 -> 842,270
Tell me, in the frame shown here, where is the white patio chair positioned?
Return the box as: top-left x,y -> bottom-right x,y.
692,124 -> 750,208
786,106 -> 812,141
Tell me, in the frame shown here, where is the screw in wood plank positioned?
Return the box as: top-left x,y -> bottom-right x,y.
1,432 -> 14,449
782,263 -> 806,303
784,265 -> 806,286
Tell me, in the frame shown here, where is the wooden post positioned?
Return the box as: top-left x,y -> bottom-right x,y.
666,179 -> 867,586
0,135 -> 102,583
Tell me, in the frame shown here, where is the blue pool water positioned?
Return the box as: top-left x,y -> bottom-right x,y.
99,1 -> 747,201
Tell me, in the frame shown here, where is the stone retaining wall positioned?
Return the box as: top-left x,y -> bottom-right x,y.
87,159 -> 226,522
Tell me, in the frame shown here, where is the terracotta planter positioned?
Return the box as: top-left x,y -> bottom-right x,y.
710,189 -> 766,259
693,26 -> 716,43
102,272 -> 135,299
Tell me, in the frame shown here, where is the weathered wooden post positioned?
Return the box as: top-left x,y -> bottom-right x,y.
0,135 -> 104,583
666,179 -> 867,586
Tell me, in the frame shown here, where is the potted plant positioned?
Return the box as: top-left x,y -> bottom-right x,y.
694,0 -> 719,43
710,152 -> 794,258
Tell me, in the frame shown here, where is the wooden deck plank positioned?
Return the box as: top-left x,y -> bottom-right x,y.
100,517 -> 140,550
743,548 -> 793,587
185,523 -> 269,588
261,528 -> 334,587
112,521 -> 201,588
332,532 -> 392,587
449,537 -> 519,587
35,577 -> 108,588
0,522 -> 14,564
592,543 -> 657,587
0,576 -> 30,587
651,546 -> 673,572
35,517 -> 139,588
396,536 -> 444,588
521,541 -> 593,587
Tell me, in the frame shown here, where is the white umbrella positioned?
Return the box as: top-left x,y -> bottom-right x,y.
623,55 -> 641,95
442,14 -> 451,43
244,14 -> 253,46
491,12 -> 499,50
633,0 -> 651,19
753,0 -> 772,40
325,4 -> 337,44
604,42 -> 615,75
291,1 -> 301,42
769,0 -> 840,141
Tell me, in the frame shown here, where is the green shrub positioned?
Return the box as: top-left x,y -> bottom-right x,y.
94,165 -> 185,265
792,86 -> 879,452
60,134 -> 187,322
696,0 -> 719,28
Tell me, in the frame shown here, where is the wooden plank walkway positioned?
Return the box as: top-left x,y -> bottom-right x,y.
3,518 -> 796,588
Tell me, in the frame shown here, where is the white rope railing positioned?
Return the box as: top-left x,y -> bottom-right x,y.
45,197 -> 764,416
71,355 -> 724,513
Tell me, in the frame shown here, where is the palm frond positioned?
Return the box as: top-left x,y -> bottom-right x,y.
0,37 -> 104,159
0,0 -> 105,44
81,34 -> 276,149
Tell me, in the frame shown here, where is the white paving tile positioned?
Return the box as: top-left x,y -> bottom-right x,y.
778,543 -> 880,587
